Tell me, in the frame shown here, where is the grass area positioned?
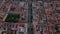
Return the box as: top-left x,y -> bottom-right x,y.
55,26 -> 60,32
1,31 -> 6,34
5,13 -> 20,22
6,30 -> 13,34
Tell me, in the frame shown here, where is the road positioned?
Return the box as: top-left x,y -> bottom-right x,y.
28,1 -> 34,34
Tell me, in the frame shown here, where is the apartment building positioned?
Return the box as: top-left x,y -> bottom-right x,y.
5,23 -> 28,34
0,0 -> 60,34
0,0 -> 28,34
33,0 -> 60,34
